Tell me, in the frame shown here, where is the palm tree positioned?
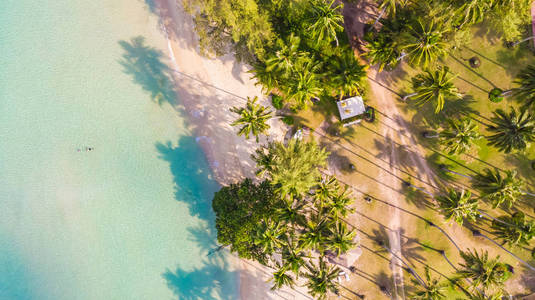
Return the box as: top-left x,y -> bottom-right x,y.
514,64 -> 535,110
364,33 -> 401,71
373,0 -> 407,26
327,221 -> 356,256
299,212 -> 332,252
436,189 -> 479,225
410,66 -> 462,113
250,61 -> 279,93
265,34 -> 305,77
473,168 -> 525,208
285,68 -> 322,109
468,290 -> 504,300
304,257 -> 341,299
486,108 -> 535,153
328,49 -> 367,99
403,19 -> 449,68
276,197 -> 307,227
492,211 -> 535,246
270,264 -> 295,290
457,249 -> 511,293
281,241 -> 308,277
439,118 -> 481,155
230,96 -> 272,142
325,186 -> 354,220
253,220 -> 286,255
253,139 -> 329,196
454,0 -> 490,28
410,267 -> 447,300
314,176 -> 339,207
308,0 -> 344,46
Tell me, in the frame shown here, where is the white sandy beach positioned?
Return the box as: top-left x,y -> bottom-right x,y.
151,0 -> 310,299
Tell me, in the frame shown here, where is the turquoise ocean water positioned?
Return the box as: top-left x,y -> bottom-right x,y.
0,0 -> 237,299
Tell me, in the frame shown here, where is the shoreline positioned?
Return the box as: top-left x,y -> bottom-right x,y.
151,0 -> 304,299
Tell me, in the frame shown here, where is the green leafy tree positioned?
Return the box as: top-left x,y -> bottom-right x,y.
299,213 -> 332,252
439,118 -> 481,155
304,257 -> 341,299
265,34 -> 306,77
453,0 -> 491,27
436,189 -> 479,225
308,0 -> 344,46
212,179 -> 276,263
327,221 -> 356,256
492,212 -> 535,246
411,66 -> 462,113
250,61 -> 279,93
457,249 -> 511,293
276,197 -> 307,227
325,186 -> 354,220
410,267 -> 447,300
514,64 -> 535,111
183,0 -> 274,60
378,0 -> 406,17
473,169 -> 525,208
230,96 -> 273,142
486,108 -> 535,153
403,19 -> 449,68
314,176 -> 340,207
327,49 -> 367,98
281,241 -> 308,277
253,139 -> 329,196
488,0 -> 531,42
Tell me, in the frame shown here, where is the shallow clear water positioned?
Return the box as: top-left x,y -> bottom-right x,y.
0,1 -> 237,299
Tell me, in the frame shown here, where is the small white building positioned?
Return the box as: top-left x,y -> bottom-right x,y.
336,96 -> 366,126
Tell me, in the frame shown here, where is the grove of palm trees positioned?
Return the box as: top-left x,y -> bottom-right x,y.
184,0 -> 535,298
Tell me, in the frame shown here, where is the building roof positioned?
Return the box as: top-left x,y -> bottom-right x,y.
336,96 -> 365,121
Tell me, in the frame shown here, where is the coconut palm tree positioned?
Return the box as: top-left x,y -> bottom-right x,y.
436,189 -> 479,225
250,61 -> 279,93
373,0 -> 407,26
299,213 -> 332,253
230,96 -> 273,142
325,186 -> 354,220
265,34 -> 305,77
486,108 -> 535,153
253,220 -> 286,255
514,64 -> 535,110
439,118 -> 481,155
328,49 -> 367,99
410,66 -> 462,113
454,0 -> 491,28
281,240 -> 308,277
473,169 -> 525,208
270,264 -> 295,290
410,267 -> 447,300
492,211 -> 535,246
308,0 -> 344,46
403,19 -> 449,68
457,249 -> 511,293
327,221 -> 356,256
364,33 -> 401,71
253,139 -> 329,197
276,197 -> 307,227
304,257 -> 341,299
314,176 -> 340,207
285,68 -> 322,109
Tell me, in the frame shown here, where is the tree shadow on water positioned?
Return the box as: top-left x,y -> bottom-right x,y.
156,137 -> 220,221
118,36 -> 177,106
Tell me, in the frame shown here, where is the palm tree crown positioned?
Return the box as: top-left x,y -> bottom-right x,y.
410,267 -> 447,300
473,169 -> 525,208
492,211 -> 535,246
230,96 -> 272,142
327,221 -> 356,256
285,68 -> 322,109
412,66 -> 462,113
514,64 -> 535,110
486,108 -> 535,153
436,189 -> 479,225
439,118 -> 481,155
308,0 -> 344,46
403,19 -> 449,68
457,249 -> 511,293
304,257 -> 341,299
328,49 -> 367,99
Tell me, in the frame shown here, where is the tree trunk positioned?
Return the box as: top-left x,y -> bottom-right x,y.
402,92 -> 418,101
372,7 -> 387,29
512,36 -> 535,47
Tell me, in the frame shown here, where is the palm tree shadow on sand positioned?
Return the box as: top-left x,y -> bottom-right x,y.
156,137 -> 239,299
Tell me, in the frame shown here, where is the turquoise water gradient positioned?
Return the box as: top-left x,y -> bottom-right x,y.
0,1 -> 237,299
